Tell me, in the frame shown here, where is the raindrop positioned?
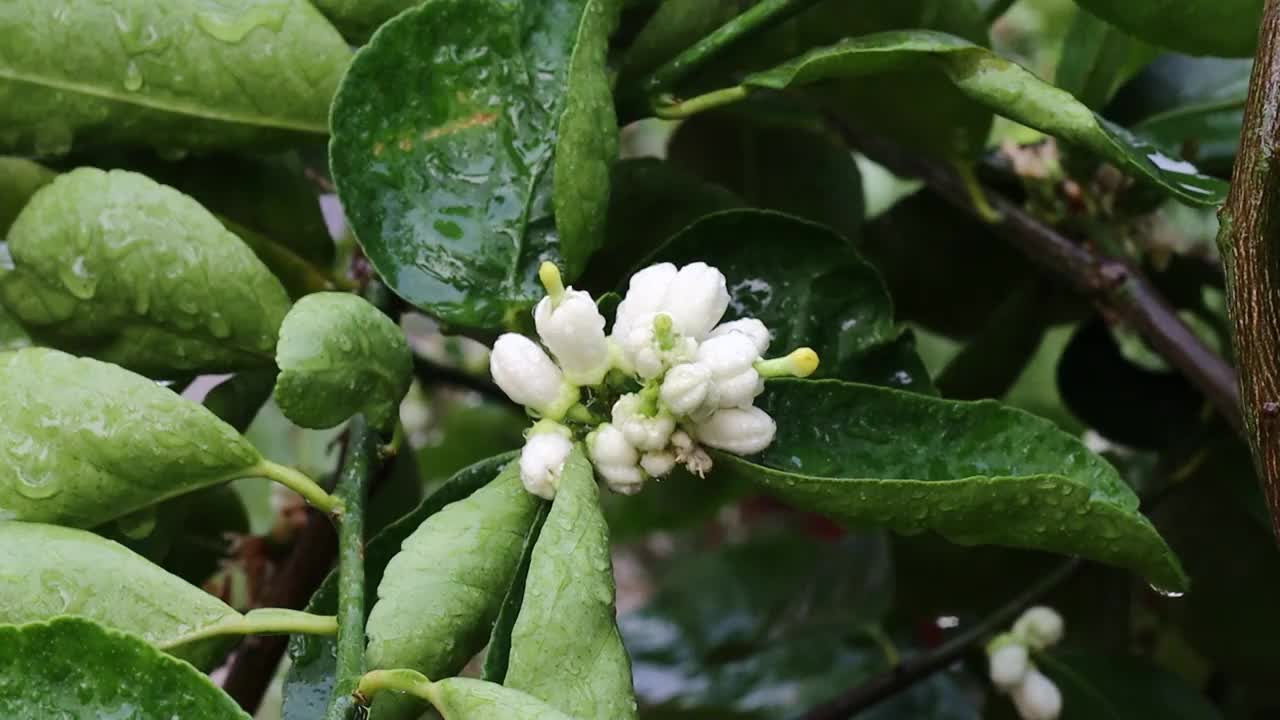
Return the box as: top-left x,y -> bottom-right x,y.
195,4 -> 287,44
15,468 -> 60,499
123,61 -> 144,92
58,256 -> 98,299
116,508 -> 158,539
208,311 -> 231,339
1149,584 -> 1185,599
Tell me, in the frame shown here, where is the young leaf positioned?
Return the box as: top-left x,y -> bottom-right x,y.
0,168 -> 292,376
716,378 -> 1188,591
330,0 -> 621,331
0,156 -> 54,234
741,30 -> 1227,206
1038,651 -> 1224,719
0,348 -> 331,528
1074,0 -> 1263,58
283,453 -> 517,720
0,0 -> 351,156
0,618 -> 250,719
0,522 -> 240,669
274,292 -> 413,431
364,460 -> 543,719
505,446 -> 638,720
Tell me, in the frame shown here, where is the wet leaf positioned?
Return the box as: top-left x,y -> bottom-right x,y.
506,446 -> 638,719
1037,650 -> 1223,719
1074,0 -> 1263,58
0,168 -> 291,376
0,522 -> 241,669
0,0 -> 350,156
330,0 -> 621,330
373,673 -> 577,720
619,0 -> 744,82
1055,8 -> 1157,110
480,502 -> 551,683
0,156 -> 54,234
0,618 -> 249,719
283,453 -> 517,720
742,30 -> 1227,205
717,378 -> 1188,591
274,292 -> 413,431
0,348 -> 266,529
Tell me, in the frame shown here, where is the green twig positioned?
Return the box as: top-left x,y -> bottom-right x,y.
325,415 -> 380,720
355,669 -> 438,706
644,0 -> 826,94
156,608 -> 337,650
253,460 -> 345,516
653,86 -> 751,119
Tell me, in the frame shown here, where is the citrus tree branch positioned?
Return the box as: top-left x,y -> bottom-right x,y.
840,127 -> 1242,436
1218,0 -> 1280,539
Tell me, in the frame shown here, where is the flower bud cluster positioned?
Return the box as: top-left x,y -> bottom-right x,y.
987,606 -> 1066,720
490,261 -> 818,499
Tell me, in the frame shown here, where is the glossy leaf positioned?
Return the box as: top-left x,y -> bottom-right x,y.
619,0 -> 744,81
742,30 -> 1228,206
275,292 -> 412,431
283,453 -> 517,720
330,0 -> 621,330
1074,0 -> 1263,57
505,446 -> 638,719
0,348 -> 264,528
667,106 -> 864,243
1038,651 -> 1223,719
0,168 -> 291,376
0,156 -> 54,234
364,460 -> 543,718
1055,8 -> 1156,110
0,0 -> 350,156
716,378 -> 1187,591
481,502 -> 551,683
0,618 -> 249,719
0,522 -> 240,668
308,0 -> 422,41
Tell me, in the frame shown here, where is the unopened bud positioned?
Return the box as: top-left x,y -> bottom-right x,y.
1011,670 -> 1062,720
755,347 -> 820,379
1014,606 -> 1064,650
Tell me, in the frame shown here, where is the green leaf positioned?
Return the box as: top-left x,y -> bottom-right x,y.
283,453 -> 516,720
0,522 -> 241,669
0,348 -> 268,528
1055,8 -> 1157,110
716,378 -> 1187,591
0,618 -> 249,719
274,292 -> 412,431
1038,650 -> 1223,719
364,460 -> 543,719
0,0 -> 350,156
365,672 -> 578,720
0,303 -> 29,352
667,106 -> 864,243
1074,0 -> 1263,58
0,168 -> 292,377
603,466 -> 743,544
742,30 -> 1228,206
0,156 -> 55,234
505,445 -> 638,719
480,502 -> 551,683
330,0 -> 621,331
619,0 -> 744,81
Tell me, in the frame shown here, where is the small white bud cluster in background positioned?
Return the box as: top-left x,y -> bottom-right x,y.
987,606 -> 1065,720
490,261 -> 819,498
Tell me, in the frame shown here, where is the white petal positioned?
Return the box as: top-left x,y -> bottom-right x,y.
1011,670 -> 1062,720
708,318 -> 771,355
613,263 -> 677,340
490,334 -> 564,411
660,262 -> 729,340
695,406 -> 776,455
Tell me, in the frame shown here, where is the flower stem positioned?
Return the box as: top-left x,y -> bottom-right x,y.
156,608 -> 336,650
254,460 -> 345,516
355,669 -> 438,707
653,86 -> 750,119
325,415 -> 380,720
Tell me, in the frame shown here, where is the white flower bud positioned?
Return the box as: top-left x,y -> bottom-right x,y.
696,333 -> 764,409
534,289 -> 609,386
612,393 -> 676,451
640,450 -> 676,478
988,643 -> 1030,690
1011,670 -> 1062,720
670,430 -> 694,453
490,334 -> 578,418
612,263 -> 677,342
588,423 -> 644,494
659,262 -> 729,340
708,318 -> 771,355
621,313 -> 697,380
519,426 -> 573,500
694,406 -> 776,455
1014,606 -> 1064,650
660,363 -> 717,417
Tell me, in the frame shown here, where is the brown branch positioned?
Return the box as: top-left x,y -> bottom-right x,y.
1219,0 -> 1280,540
841,129 -> 1242,436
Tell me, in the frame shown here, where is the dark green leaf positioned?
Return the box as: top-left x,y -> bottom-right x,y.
0,348 -> 266,529
330,0 -> 621,330
274,292 -> 413,431
307,0 -> 421,41
603,466 -> 744,544
1074,0 -> 1263,57
0,618 -> 249,719
283,453 -> 518,720
0,303 -> 28,352
0,0 -> 350,156
1055,8 -> 1156,110
667,106 -> 864,243
0,156 -> 54,234
0,522 -> 242,669
717,378 -> 1187,590
0,168 -> 292,376
742,31 -> 1227,205
842,331 -> 938,396
619,0 -> 744,82
505,446 -> 638,719
1038,650 -> 1223,719
481,501 -> 551,683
